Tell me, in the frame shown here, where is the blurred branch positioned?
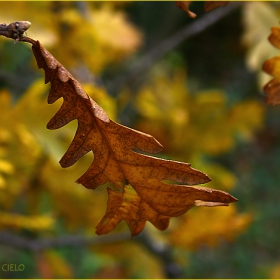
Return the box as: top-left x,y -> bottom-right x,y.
0,231 -> 130,252
134,231 -> 184,278
0,229 -> 182,277
107,2 -> 243,93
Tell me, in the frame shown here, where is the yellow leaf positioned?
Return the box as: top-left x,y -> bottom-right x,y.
0,175 -> 6,189
135,70 -> 264,156
270,261 -> 280,278
0,159 -> 14,174
93,4 -> 142,54
94,242 -> 166,278
0,211 -> 54,231
230,100 -> 265,140
169,206 -> 252,250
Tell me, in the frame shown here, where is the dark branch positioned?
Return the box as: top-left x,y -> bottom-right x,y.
106,2 -> 243,93
0,230 -> 182,277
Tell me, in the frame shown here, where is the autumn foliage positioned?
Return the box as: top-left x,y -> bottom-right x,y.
263,26 -> 280,105
0,2 -> 279,278
26,39 -> 236,237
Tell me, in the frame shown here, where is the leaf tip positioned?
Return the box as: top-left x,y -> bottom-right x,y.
175,1 -> 197,18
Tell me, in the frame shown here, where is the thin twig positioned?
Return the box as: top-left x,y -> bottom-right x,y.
0,21 -> 32,41
0,230 -> 182,277
107,2 -> 243,93
0,231 -> 130,252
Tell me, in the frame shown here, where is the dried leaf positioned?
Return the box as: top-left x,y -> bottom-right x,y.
263,78 -> 280,106
175,1 -> 197,18
263,26 -> 280,105
204,1 -> 228,12
29,39 -> 237,236
97,184 -> 236,236
242,2 -> 280,91
263,56 -> 280,78
96,185 -> 169,236
268,27 -> 280,49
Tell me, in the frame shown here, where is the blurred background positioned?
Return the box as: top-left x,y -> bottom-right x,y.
0,1 -> 280,278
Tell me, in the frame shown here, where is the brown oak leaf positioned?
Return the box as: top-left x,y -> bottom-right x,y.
263,26 -> 280,105
268,27 -> 280,49
31,40 -> 237,236
96,183 -> 235,236
11,35 -> 237,236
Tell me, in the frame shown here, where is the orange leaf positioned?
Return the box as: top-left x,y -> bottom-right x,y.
96,186 -> 170,236
263,56 -> 280,78
263,26 -> 280,105
263,78 -> 280,106
262,25 -> 280,105
27,39 -> 237,236
268,27 -> 280,49
97,184 -> 236,237
175,1 -> 197,18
